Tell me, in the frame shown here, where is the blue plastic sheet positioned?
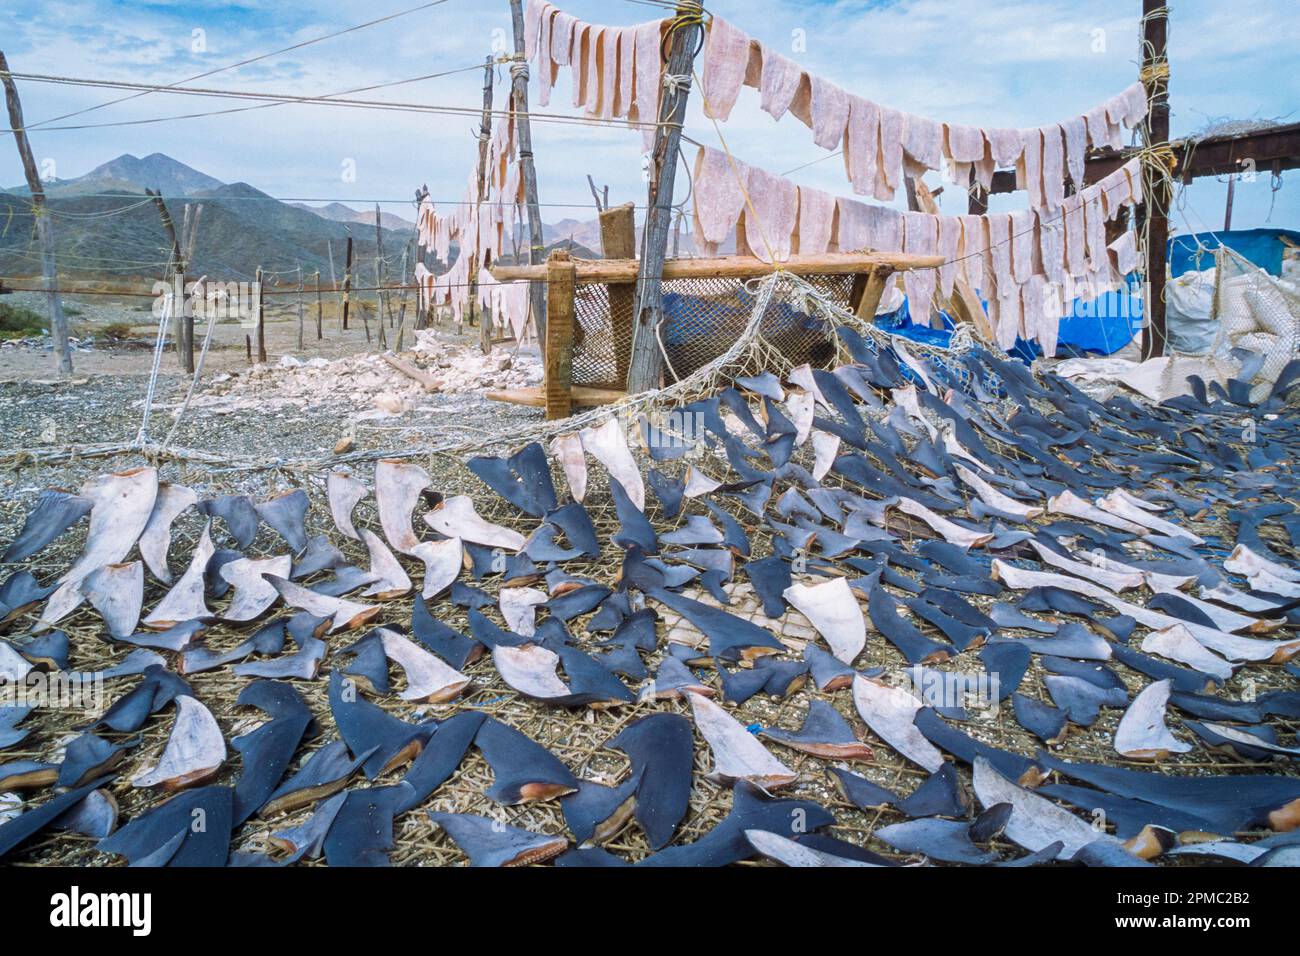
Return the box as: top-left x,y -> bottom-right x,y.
1170,228 -> 1300,278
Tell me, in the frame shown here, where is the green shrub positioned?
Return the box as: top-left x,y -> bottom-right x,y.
0,302 -> 46,339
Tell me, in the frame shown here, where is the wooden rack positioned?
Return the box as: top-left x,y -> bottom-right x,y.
488,249 -> 946,420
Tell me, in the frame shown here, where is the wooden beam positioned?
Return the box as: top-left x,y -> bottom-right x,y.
491,250 -> 947,283
382,352 -> 440,390
1141,0 -> 1170,360
487,385 -> 625,408
627,5 -> 703,394
509,0 -> 548,349
599,201 -> 637,386
2,52 -> 71,374
855,267 -> 894,321
544,249 -> 576,420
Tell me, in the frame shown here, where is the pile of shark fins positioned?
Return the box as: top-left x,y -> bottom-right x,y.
2,340 -> 1300,867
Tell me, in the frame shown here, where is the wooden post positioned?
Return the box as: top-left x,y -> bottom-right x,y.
295,263 -> 305,351
600,201 -> 637,386
255,266 -> 267,363
146,188 -> 188,365
1140,0 -> 1170,360
394,240 -> 411,352
855,267 -> 895,321
181,203 -> 202,373
1223,173 -> 1235,231
470,54 -> 495,355
509,0 -> 548,350
1,51 -> 71,374
544,249 -> 576,420
314,270 -> 323,340
913,178 -> 995,342
341,234 -> 353,331
374,205 -> 388,350
626,6 -> 703,394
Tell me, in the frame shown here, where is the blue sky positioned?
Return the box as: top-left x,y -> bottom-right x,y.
1,0 -> 1297,234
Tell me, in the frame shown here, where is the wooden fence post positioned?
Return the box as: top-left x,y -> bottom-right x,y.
1140,0 -> 1171,360
509,0 -> 548,350
599,201 -> 637,388
544,249 -> 576,420
255,266 -> 267,363
315,270 -> 323,339
1,50 -> 71,374
626,5 -> 703,394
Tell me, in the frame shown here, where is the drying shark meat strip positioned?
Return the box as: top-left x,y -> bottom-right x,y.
760,699 -> 873,760
131,695 -> 227,791
220,554 -> 293,623
475,717 -> 579,804
3,489 -> 92,564
374,460 -> 431,555
1113,679 -> 1191,760
580,417 -> 646,511
81,560 -> 144,639
782,577 -> 865,664
376,628 -> 470,703
738,163 -> 797,263
326,470 -> 368,540
699,14 -> 750,121
851,675 -> 944,772
229,680 -> 314,824
255,490 -> 310,554
138,483 -> 197,584
431,812 -> 569,867
605,712 -> 693,849
328,671 -> 427,779
424,495 -> 524,552
265,575 -> 379,633
688,692 -> 796,789
359,528 -> 412,599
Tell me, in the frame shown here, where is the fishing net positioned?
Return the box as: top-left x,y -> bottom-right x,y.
1209,245 -> 1300,402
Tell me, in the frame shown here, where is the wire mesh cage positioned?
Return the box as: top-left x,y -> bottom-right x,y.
569,273 -> 856,388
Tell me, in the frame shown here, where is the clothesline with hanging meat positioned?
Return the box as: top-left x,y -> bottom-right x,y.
505,3 -> 1152,357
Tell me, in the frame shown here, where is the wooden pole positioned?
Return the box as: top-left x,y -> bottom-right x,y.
626,6 -> 703,394
967,167 -> 989,215
599,201 -> 637,387
394,240 -> 412,352
255,266 -> 267,363
295,263 -> 305,352
471,54 -> 495,355
1223,173 -> 1235,231
180,203 -> 202,373
544,249 -> 576,420
1140,0 -> 1170,360
508,0 -> 548,350
146,188 -> 188,365
0,51 -> 70,374
374,205 -> 388,350
341,234 -> 353,331
314,270 -> 323,340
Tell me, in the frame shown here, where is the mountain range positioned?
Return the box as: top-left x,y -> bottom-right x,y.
1,154 -> 423,283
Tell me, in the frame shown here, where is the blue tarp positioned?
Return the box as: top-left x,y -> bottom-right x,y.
1170,228 -> 1300,278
